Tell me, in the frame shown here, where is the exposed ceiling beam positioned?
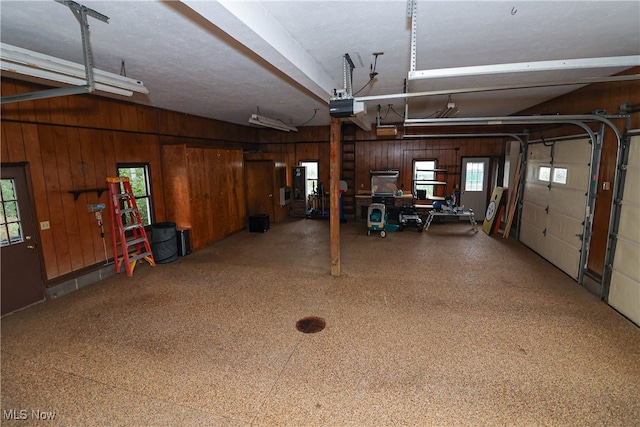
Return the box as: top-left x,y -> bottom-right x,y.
181,0 -> 336,104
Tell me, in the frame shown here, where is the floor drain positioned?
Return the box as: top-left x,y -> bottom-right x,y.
296,316 -> 326,333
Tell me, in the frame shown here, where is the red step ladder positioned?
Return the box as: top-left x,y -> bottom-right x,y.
106,177 -> 155,277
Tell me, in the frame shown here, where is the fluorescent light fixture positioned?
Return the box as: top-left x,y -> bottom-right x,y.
1,42 -> 149,97
408,55 -> 640,80
248,114 -> 298,132
376,125 -> 398,137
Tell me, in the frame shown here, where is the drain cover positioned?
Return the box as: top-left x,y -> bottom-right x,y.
296,316 -> 326,333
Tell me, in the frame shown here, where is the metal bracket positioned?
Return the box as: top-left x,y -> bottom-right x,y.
1,1 -> 109,104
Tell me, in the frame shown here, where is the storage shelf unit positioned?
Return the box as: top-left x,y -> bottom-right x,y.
413,168 -> 449,202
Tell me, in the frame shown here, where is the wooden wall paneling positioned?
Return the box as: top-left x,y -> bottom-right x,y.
99,131 -> 118,261
159,143 -> 191,229
59,96 -> 77,128
47,95 -> 66,126
96,98 -> 113,129
32,96 -> 52,124
206,148 -> 225,242
112,131 -> 129,164
39,126 -> 68,278
58,127 -> 87,271
187,147 -> 210,250
137,106 -> 159,134
1,122 -> 11,164
68,95 -> 97,128
222,149 -> 237,237
230,149 -> 246,232
17,95 -> 37,123
3,122 -> 26,162
21,123 -> 57,278
145,134 -> 166,224
0,81 -> 20,121
77,128 -> 103,265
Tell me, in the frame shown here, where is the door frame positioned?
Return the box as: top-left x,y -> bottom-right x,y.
1,162 -> 46,315
460,156 -> 490,219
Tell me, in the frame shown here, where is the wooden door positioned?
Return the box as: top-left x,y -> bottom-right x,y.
245,160 -> 275,220
1,164 -> 45,315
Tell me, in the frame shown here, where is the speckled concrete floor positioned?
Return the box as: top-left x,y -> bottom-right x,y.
2,219 -> 639,426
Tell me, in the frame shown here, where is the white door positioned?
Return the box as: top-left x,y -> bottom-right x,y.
460,157 -> 489,219
607,133 -> 640,326
520,138 -> 591,280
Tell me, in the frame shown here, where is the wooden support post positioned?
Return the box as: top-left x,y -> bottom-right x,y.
330,117 -> 341,276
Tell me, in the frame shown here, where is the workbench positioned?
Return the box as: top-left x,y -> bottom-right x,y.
424,209 -> 478,231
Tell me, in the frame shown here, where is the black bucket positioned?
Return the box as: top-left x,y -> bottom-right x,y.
151,222 -> 178,264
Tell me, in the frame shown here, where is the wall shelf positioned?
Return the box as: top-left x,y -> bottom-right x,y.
68,188 -> 108,201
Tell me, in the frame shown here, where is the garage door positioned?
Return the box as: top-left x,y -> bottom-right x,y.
520,138 -> 591,280
606,133 -> 640,326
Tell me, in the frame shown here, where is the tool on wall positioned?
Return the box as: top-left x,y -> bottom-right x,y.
106,177 -> 155,277
87,202 -> 110,264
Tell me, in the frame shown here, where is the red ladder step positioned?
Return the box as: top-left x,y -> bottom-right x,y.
106,177 -> 155,277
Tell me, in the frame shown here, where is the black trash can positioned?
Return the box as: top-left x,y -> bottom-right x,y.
151,222 -> 178,263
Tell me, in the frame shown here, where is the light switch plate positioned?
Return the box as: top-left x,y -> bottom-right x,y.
40,221 -> 50,230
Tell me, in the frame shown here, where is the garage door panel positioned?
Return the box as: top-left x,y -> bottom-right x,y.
520,137 -> 589,283
608,134 -> 640,326
524,182 -> 550,204
525,163 -> 550,184
528,145 -> 552,161
552,163 -> 590,191
547,213 -> 583,251
553,139 -> 591,163
612,239 -> 640,282
608,271 -> 640,323
520,224 -> 547,257
618,205 -> 640,242
521,202 -> 547,229
545,235 -> 581,278
621,168 -> 640,204
549,189 -> 587,219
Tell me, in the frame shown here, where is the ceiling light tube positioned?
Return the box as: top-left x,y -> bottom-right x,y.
249,114 -> 298,132
1,61 -> 133,97
408,55 -> 640,80
0,42 -> 148,95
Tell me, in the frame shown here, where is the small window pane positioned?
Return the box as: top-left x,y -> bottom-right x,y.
465,162 -> 485,192
552,168 -> 567,184
538,167 -> 551,182
117,164 -> 153,226
0,226 -> 7,246
4,201 -> 19,222
0,179 -> 23,247
1,180 -> 16,201
8,222 -> 22,243
137,197 -> 151,225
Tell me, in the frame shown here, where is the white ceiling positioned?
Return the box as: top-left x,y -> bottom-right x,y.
1,1 -> 639,129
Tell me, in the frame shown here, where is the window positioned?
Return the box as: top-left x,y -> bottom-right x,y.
117,164 -> 153,226
464,161 -> 485,191
0,179 -> 23,246
552,167 -> 568,184
413,160 -> 437,198
300,161 -> 319,196
538,166 -> 551,182
537,166 -> 567,184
